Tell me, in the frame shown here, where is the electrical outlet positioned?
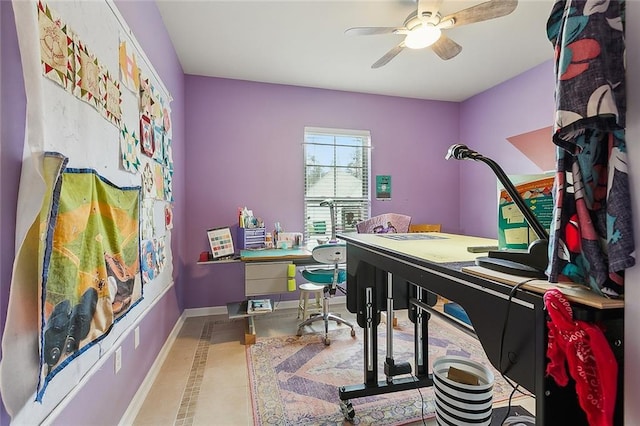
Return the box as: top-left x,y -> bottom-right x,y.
115,346 -> 122,374
134,326 -> 140,349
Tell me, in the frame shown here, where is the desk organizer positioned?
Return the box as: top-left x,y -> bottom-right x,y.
238,227 -> 266,249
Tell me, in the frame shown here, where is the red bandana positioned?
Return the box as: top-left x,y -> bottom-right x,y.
544,289 -> 617,426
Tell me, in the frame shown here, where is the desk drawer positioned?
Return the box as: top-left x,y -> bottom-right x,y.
246,278 -> 288,296
245,262 -> 290,279
245,262 -> 290,296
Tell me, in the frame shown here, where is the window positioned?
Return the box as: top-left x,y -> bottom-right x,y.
303,127 -> 371,240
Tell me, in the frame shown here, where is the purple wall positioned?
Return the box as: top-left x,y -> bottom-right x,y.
181,66 -> 555,309
458,60 -> 555,238
182,76 -> 462,308
0,1 -> 185,424
1,2 -> 26,425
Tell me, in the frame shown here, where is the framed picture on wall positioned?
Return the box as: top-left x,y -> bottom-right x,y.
207,227 -> 235,259
376,175 -> 391,200
140,114 -> 154,157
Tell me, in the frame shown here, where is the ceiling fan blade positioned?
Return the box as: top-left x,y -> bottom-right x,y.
417,0 -> 443,20
431,34 -> 462,60
372,42 -> 406,69
442,0 -> 518,28
345,27 -> 403,36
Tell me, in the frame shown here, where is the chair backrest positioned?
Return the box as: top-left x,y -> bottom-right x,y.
409,223 -> 442,233
355,213 -> 411,234
302,243 -> 347,285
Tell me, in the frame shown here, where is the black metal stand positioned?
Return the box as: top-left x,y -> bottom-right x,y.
338,275 -> 432,420
339,234 -> 625,425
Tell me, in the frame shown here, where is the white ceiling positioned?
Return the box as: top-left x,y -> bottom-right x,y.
156,0 -> 555,102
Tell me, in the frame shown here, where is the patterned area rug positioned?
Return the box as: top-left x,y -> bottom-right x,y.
247,313 -> 517,425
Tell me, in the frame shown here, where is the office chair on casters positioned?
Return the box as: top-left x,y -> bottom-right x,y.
296,243 -> 356,345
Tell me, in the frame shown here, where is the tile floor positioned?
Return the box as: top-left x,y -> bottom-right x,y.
131,303 -> 534,425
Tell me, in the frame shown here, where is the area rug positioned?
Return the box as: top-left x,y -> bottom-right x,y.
491,406 -> 535,426
247,313 -> 518,425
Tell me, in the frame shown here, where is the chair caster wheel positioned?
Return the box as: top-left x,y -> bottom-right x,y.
324,337 -> 331,345
350,329 -> 356,337
340,400 -> 355,421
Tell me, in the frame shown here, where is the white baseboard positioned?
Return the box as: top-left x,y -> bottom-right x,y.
118,312 -> 187,426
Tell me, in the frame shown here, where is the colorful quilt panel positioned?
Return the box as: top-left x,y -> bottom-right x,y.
118,39 -> 139,93
163,136 -> 173,170
141,162 -> 155,199
141,199 -> 154,241
165,205 -> 173,230
155,237 -> 166,274
154,163 -> 164,200
139,75 -> 153,117
119,125 -> 141,174
102,69 -> 122,127
163,167 -> 173,202
152,122 -> 164,164
140,114 -> 154,157
73,37 -> 103,112
38,158 -> 141,398
140,239 -> 158,284
37,1 -> 75,92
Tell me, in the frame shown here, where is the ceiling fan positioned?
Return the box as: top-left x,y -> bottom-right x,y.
345,0 -> 518,68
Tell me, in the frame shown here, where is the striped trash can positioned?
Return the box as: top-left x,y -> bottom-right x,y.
432,356 -> 495,426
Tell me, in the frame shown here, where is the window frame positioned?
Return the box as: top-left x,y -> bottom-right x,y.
303,127 -> 371,241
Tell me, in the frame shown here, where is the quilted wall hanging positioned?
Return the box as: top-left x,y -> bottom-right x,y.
3,1 -> 175,421
37,153 -> 141,399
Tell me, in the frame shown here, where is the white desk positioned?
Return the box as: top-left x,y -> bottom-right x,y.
200,247 -> 314,344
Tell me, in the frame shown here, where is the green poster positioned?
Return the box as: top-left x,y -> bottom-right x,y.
376,175 -> 391,199
498,173 -> 554,250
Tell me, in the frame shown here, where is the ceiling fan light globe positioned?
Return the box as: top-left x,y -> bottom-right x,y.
404,26 -> 442,49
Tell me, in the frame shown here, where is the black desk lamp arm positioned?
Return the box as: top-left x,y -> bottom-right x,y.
445,144 -> 549,277
445,144 -> 548,242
